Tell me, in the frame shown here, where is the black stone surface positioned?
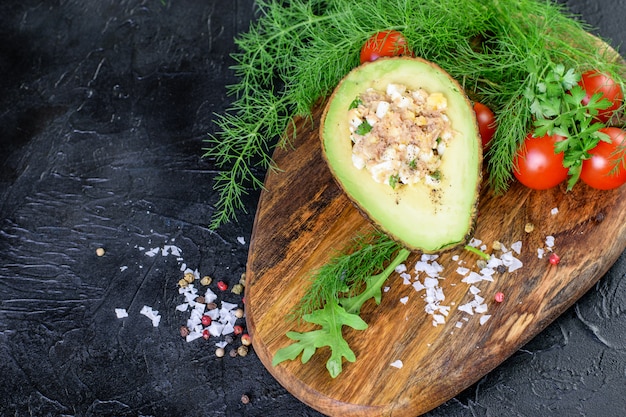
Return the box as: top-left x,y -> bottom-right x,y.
1,1 -> 624,416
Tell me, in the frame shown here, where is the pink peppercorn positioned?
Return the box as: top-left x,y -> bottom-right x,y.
233,325 -> 244,335
202,329 -> 210,340
494,292 -> 505,303
201,315 -> 212,326
217,281 -> 228,291
549,253 -> 560,265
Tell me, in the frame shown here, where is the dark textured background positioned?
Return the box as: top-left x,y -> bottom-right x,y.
1,1 -> 625,416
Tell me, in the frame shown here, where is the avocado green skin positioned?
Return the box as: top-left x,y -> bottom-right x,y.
320,57 -> 482,253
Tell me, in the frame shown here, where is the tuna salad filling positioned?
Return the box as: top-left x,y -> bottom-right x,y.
348,83 -> 456,188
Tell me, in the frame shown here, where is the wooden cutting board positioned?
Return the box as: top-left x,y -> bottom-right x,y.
244,103 -> 626,416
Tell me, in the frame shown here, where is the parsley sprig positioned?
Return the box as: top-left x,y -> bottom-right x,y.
524,64 -> 612,189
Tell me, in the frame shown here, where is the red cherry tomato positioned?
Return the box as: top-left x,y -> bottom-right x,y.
513,133 -> 568,190
360,30 -> 412,64
580,127 -> 626,190
578,70 -> 623,122
473,102 -> 497,149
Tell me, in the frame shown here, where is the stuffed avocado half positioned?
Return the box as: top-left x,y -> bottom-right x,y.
320,57 -> 482,253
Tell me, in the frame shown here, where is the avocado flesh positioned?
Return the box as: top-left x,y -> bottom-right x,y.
320,57 -> 482,253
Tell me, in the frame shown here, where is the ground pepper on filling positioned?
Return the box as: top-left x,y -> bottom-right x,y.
348,83 -> 456,188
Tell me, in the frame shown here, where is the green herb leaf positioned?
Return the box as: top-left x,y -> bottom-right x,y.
355,120 -> 372,135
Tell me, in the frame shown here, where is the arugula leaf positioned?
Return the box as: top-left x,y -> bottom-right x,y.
273,300 -> 367,378
273,247 -> 410,378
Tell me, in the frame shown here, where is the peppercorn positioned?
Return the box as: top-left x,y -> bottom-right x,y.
215,347 -> 225,358
195,295 -> 205,304
231,283 -> 244,295
525,222 -> 535,233
549,253 -> 561,265
239,272 -> 246,286
217,281 -> 228,291
200,275 -> 212,286
234,308 -> 244,319
178,278 -> 189,288
494,292 -> 505,303
233,325 -> 244,335
206,302 -> 218,310
202,329 -> 210,340
229,348 -> 238,358
237,345 -> 249,357
180,325 -> 190,338
201,315 -> 212,327
241,334 -> 252,346
241,394 -> 250,404
183,272 -> 195,284
224,335 -> 234,344
96,247 -> 105,257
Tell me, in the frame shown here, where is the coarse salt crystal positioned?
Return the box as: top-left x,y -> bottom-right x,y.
401,273 -> 412,285
469,285 -> 481,295
120,266 -> 128,272
545,235 -> 555,248
140,305 -> 161,327
456,266 -> 470,276
237,236 -> 246,245
458,303 -> 474,315
537,248 -> 545,258
455,321 -> 464,328
474,304 -> 489,314
384,286 -> 390,292
145,247 -> 160,257
461,271 -> 483,284
433,314 -> 445,324
399,296 -> 409,305
175,303 -> 189,312
395,263 -> 407,274
186,332 -> 204,342
412,281 -> 425,292
479,315 -> 492,325
551,207 -> 559,215
424,277 -> 439,288
511,241 -> 522,254
390,360 -> 403,369
215,341 -> 228,349
115,308 -> 128,318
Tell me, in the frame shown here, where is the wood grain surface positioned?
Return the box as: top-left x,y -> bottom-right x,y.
244,102 -> 626,416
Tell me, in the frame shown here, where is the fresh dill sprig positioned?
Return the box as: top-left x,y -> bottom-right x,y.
292,230 -> 401,320
205,0 -> 625,227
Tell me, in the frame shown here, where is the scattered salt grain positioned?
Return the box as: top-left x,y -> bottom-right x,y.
399,296 -> 409,305
537,248 -> 545,259
469,285 -> 481,295
545,235 -> 555,248
455,321 -> 464,328
479,315 -> 491,325
551,207 -> 559,215
384,286 -> 390,292
215,341 -> 229,349
456,266 -> 470,276
115,308 -> 128,318
510,241 -> 522,255
145,247 -> 160,257
401,273 -> 412,285
395,263 -> 407,274
140,305 -> 161,327
237,236 -> 246,245
390,360 -> 403,369
120,266 -> 128,272
412,281 -> 425,292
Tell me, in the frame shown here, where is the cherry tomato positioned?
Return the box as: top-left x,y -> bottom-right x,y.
513,133 -> 568,190
360,30 -> 412,64
580,127 -> 626,190
473,102 -> 497,149
578,70 -> 623,122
